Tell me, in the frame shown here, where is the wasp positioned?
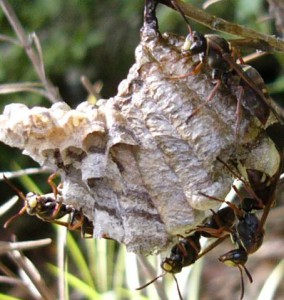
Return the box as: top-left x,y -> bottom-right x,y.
136,232 -> 201,300
136,206 -> 235,299
199,157 -> 282,299
138,156 -> 281,300
169,0 -> 279,129
3,174 -> 94,238
199,191 -> 259,300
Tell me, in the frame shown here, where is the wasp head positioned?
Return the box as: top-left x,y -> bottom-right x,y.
25,192 -> 41,215
161,256 -> 183,274
182,31 -> 207,55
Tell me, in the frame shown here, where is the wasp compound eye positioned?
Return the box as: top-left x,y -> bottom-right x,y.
182,31 -> 207,54
161,257 -> 183,274
26,195 -> 38,209
219,248 -> 248,267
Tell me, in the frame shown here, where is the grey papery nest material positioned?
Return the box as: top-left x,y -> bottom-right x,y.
0,25 -> 280,254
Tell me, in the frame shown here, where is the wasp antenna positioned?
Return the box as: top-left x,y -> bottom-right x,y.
172,274 -> 183,300
237,265 -> 245,300
231,185 -> 244,202
199,191 -> 231,207
136,273 -> 165,290
216,158 -> 242,179
171,0 -> 192,34
3,175 -> 27,202
3,206 -> 27,228
216,158 -> 262,204
237,264 -> 253,300
243,264 -> 253,283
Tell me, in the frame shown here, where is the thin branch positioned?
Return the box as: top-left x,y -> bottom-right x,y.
160,0 -> 284,53
57,226 -> 68,300
0,167 -> 51,180
0,195 -> 18,216
202,0 -> 224,10
136,254 -> 169,300
0,33 -> 20,45
0,275 -> 27,286
0,82 -> 57,100
0,239 -> 52,255
0,84 -> 54,99
0,275 -> 29,297
0,0 -> 62,103
9,249 -> 55,300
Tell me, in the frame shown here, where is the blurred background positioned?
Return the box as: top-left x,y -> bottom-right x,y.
0,0 -> 284,299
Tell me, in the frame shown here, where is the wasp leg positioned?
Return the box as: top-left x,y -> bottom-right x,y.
3,206 -> 27,228
186,79 -> 222,123
47,173 -> 59,197
167,61 -> 204,79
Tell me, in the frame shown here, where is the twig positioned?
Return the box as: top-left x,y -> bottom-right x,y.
160,0 -> 284,53
9,249 -> 55,300
57,226 -> 68,300
0,0 -> 62,103
0,239 -> 52,255
202,0 -> 224,10
0,167 -> 51,180
0,33 -> 20,45
0,275 -> 26,286
0,82 -> 55,99
136,254 -> 169,300
0,195 -> 18,216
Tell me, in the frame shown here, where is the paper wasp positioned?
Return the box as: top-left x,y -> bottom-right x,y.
198,191 -> 259,300
169,0 -> 279,128
199,158 -> 281,299
136,156 -> 280,299
136,206 -> 237,299
3,174 -> 94,238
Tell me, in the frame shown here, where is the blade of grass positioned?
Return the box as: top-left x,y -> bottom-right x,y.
66,232 -> 95,288
0,294 -> 22,300
112,243 -> 126,299
95,238 -> 109,292
9,250 -> 55,300
104,239 -> 116,290
56,223 -> 68,300
114,286 -> 151,300
125,252 -> 140,290
257,258 -> 284,300
0,195 -> 18,216
48,264 -> 101,299
185,257 -> 203,300
136,254 -> 168,300
84,238 -> 97,281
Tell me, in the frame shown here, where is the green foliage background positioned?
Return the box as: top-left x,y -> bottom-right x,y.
0,0 -> 143,107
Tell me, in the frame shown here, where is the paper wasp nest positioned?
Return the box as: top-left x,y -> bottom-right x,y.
0,26 -> 280,254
